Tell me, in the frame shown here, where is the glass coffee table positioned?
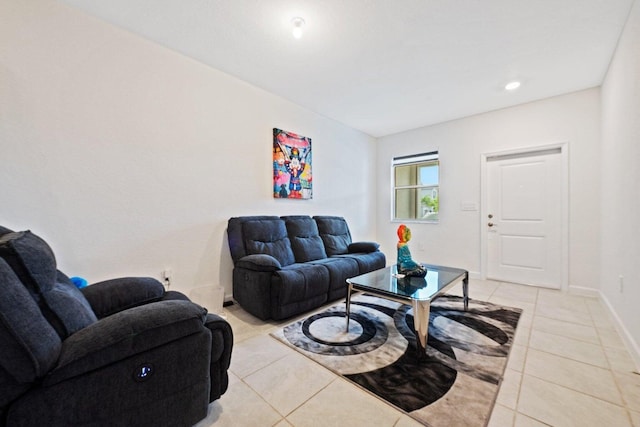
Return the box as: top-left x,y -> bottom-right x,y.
346,264 -> 469,357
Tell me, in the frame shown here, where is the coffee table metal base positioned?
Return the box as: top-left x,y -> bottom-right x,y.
346,269 -> 468,359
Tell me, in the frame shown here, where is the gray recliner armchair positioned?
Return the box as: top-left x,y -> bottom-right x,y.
0,226 -> 233,427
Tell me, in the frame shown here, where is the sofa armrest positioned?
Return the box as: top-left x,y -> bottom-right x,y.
81,277 -> 165,318
236,254 -> 282,272
44,300 -> 207,385
348,241 -> 380,253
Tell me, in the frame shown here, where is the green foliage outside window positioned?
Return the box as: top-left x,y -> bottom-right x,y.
421,194 -> 439,213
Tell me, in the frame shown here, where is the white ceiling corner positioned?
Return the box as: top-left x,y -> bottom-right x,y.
58,0 -> 635,137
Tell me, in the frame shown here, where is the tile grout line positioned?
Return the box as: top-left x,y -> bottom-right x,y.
511,284 -> 536,426
282,377 -> 341,426
590,299 -> 639,427
520,289 -> 635,426
588,293 -> 639,421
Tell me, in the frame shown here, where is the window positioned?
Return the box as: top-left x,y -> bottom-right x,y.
393,151 -> 439,221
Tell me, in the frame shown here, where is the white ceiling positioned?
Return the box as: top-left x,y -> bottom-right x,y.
59,0 -> 634,137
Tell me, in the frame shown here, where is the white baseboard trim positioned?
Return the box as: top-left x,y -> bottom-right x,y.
597,291 -> 640,373
567,284 -> 600,297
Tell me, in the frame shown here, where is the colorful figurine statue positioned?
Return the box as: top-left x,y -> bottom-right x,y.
396,224 -> 427,278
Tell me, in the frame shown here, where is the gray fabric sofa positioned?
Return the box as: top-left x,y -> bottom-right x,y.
227,215 -> 385,320
0,226 -> 233,427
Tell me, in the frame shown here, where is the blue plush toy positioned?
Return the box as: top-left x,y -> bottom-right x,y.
70,276 -> 88,289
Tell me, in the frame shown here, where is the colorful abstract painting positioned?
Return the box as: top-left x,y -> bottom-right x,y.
273,128 -> 312,199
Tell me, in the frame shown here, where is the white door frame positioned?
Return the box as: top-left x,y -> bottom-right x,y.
480,142 -> 569,291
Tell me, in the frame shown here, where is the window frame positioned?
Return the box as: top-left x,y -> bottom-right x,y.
391,151 -> 440,223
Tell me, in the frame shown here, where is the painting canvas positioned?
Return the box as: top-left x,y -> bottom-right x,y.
273,128 -> 312,199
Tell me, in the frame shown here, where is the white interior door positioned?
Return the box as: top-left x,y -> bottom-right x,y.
486,149 -> 563,288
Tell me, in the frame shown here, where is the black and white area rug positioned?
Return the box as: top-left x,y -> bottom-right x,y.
271,294 -> 522,427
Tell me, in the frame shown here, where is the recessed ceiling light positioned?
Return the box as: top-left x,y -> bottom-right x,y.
505,81 -> 521,91
291,17 -> 305,39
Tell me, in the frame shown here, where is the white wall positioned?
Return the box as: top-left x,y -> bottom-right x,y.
0,0 -> 377,299
376,89 -> 602,292
600,0 -> 640,364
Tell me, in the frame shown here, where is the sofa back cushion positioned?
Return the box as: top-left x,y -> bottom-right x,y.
0,259 -> 62,384
241,219 -> 295,267
313,216 -> 353,256
282,216 -> 327,262
0,231 -> 97,338
228,216 -> 280,263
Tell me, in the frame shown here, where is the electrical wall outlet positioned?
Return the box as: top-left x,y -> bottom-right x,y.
162,269 -> 172,289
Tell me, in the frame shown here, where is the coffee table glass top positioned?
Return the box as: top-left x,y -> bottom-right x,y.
347,264 -> 467,301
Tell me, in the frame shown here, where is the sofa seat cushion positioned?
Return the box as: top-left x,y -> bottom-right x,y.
308,257 -> 359,299
242,219 -> 295,267
0,231 -> 98,338
272,264 -> 330,307
335,251 -> 386,275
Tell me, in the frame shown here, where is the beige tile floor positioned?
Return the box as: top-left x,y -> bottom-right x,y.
194,279 -> 640,427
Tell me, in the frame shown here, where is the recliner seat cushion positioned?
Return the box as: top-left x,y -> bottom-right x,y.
0,231 -> 97,338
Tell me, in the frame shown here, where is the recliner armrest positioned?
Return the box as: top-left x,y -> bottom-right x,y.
81,277 -> 165,318
348,241 -> 380,253
236,254 -> 282,272
205,313 -> 233,368
44,300 -> 207,386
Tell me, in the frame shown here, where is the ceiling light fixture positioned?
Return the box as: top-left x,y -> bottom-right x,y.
505,81 -> 521,91
291,17 -> 305,39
